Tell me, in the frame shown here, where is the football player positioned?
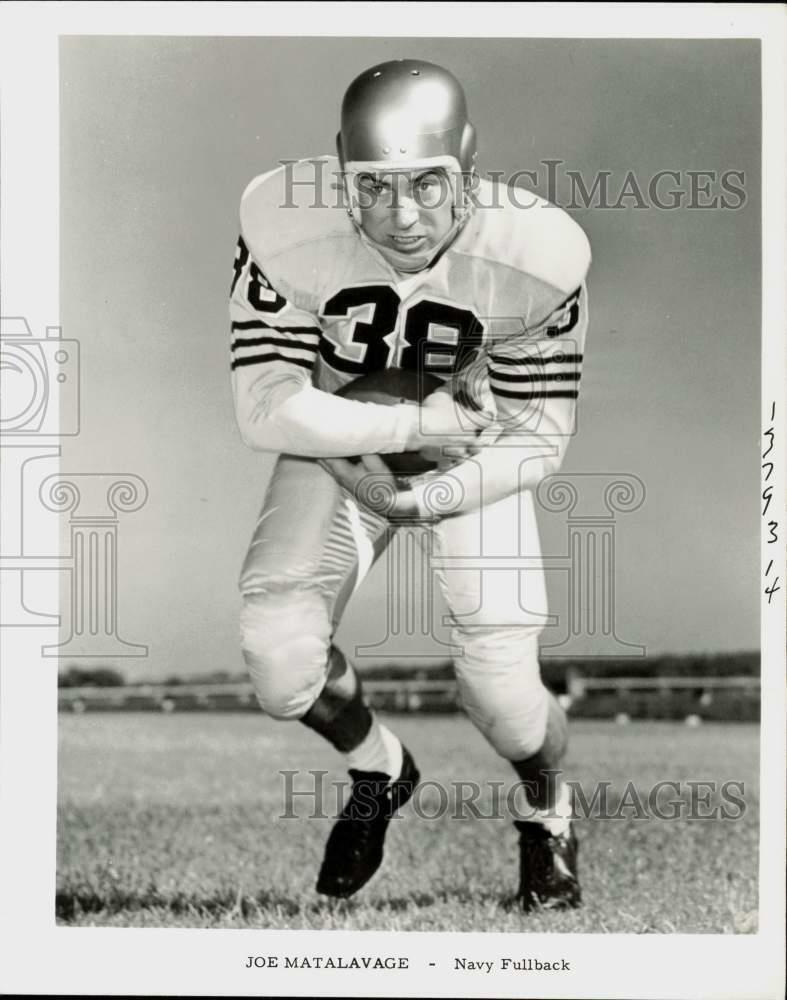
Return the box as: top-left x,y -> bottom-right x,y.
230,59 -> 589,910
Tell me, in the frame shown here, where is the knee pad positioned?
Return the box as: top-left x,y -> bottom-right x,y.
453,626 -> 550,760
240,590 -> 330,720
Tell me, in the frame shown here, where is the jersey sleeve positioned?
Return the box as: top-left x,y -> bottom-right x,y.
487,281 -> 587,463
229,234 -> 417,458
410,281 -> 589,517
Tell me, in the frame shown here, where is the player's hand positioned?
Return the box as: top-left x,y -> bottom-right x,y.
408,389 -> 493,452
320,454 -> 424,521
418,443 -> 481,471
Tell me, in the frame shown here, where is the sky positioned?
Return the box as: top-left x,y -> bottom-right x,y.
57,36 -> 761,678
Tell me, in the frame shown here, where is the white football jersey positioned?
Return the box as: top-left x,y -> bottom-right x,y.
229,156 -> 591,510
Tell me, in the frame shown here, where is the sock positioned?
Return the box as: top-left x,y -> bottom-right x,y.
345,717 -> 403,780
528,779 -> 572,837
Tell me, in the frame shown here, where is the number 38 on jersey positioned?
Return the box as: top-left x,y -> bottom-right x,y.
319,284 -> 484,376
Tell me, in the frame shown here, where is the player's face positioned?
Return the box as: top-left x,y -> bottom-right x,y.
355,170 -> 454,255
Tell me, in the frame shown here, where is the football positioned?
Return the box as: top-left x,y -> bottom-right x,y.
335,368 -> 444,477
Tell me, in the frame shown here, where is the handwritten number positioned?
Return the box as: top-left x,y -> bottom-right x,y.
761,402 -> 779,606
762,428 -> 774,460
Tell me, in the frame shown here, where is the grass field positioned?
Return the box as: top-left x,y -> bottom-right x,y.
57,713 -> 759,932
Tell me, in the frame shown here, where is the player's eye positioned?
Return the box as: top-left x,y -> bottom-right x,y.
358,175 -> 388,194
415,174 -> 445,206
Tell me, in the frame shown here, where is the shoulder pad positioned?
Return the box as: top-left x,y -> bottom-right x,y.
239,156 -> 353,269
466,177 -> 591,294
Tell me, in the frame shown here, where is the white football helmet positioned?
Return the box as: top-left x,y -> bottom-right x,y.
337,59 -> 477,234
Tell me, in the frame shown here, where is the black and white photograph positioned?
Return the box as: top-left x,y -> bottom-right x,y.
0,3 -> 784,998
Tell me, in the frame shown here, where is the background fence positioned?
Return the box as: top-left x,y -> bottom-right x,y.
57,673 -> 761,721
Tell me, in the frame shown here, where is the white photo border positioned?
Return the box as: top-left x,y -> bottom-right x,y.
0,3 -> 784,998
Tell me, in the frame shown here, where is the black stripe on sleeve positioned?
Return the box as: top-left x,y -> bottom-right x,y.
491,387 -> 579,400
231,335 -> 319,353
231,319 -> 320,336
230,353 -> 315,372
490,371 -> 581,385
489,352 -> 583,367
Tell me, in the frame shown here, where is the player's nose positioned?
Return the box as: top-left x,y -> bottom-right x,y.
390,197 -> 419,229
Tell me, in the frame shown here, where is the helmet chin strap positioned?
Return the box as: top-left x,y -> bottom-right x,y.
354,202 -> 475,274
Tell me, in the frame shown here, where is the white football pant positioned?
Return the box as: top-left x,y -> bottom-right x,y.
239,455 -> 551,761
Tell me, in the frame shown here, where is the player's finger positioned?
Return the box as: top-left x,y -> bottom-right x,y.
441,445 -> 481,458
359,453 -> 392,475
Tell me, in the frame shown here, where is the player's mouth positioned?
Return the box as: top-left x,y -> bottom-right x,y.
389,234 -> 428,252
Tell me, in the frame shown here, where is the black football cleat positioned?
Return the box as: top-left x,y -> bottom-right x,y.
515,820 -> 582,912
316,747 -> 420,898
